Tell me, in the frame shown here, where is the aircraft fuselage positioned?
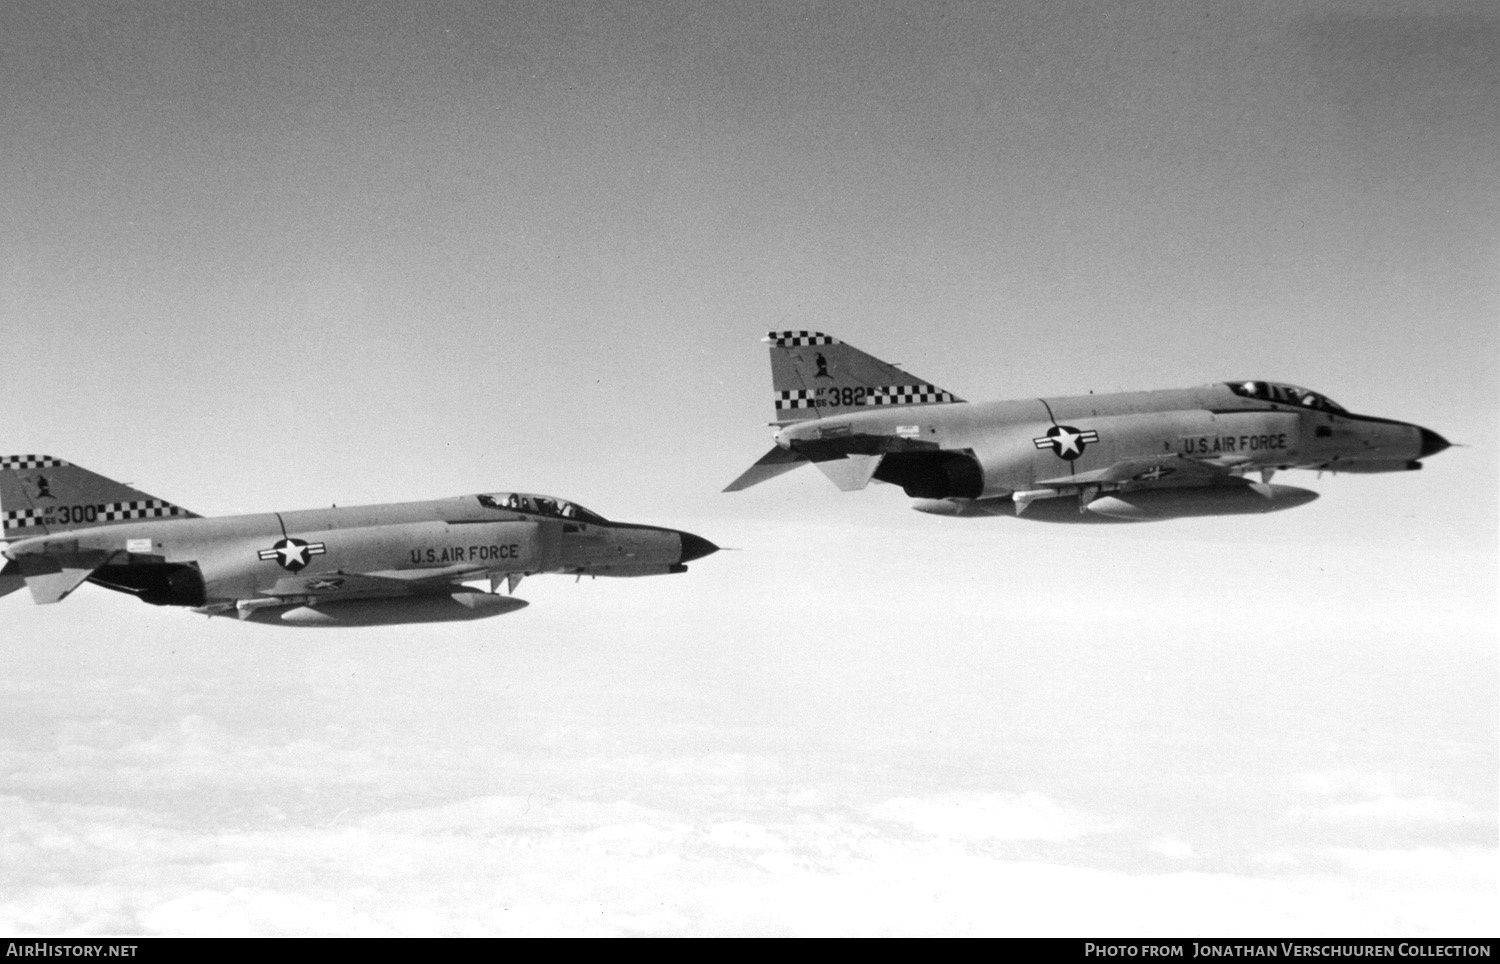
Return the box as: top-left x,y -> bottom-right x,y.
2,483 -> 716,624
769,382 -> 1445,514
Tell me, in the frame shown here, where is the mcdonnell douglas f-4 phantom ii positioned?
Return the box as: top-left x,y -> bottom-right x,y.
726,331 -> 1451,522
0,457 -> 718,626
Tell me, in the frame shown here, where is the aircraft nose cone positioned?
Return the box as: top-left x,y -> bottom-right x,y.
1417,427 -> 1450,459
678,532 -> 719,563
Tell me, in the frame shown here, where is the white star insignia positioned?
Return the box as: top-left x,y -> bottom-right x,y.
258,537 -> 327,572
1033,425 -> 1100,461
1051,428 -> 1082,456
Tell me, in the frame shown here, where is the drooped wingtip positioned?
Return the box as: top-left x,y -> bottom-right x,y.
723,446 -> 809,492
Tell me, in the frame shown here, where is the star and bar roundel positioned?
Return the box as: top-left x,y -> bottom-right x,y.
1033,424 -> 1100,461
258,537 -> 327,572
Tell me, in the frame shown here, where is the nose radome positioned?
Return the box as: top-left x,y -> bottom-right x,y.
678,532 -> 719,563
1417,427 -> 1450,459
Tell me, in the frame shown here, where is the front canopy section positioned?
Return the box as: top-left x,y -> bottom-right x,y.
1226,380 -> 1345,414
476,493 -> 607,523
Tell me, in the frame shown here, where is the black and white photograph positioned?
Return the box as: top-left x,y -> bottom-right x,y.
1,0 -> 1494,937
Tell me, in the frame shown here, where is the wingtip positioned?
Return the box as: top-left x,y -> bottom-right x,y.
724,446 -> 810,492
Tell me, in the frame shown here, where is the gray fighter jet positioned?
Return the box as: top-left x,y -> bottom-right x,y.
1,457 -> 717,626
726,331 -> 1451,522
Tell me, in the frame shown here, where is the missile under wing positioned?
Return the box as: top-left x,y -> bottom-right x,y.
725,331 -> 1451,522
1,456 -> 717,626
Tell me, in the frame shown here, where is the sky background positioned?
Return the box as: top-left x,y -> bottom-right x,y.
1,0 -> 1495,936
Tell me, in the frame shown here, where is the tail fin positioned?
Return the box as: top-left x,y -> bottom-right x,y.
1,455 -> 198,542
765,331 -> 962,423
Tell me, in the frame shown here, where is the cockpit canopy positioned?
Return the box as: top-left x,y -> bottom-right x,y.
477,493 -> 607,523
1226,381 -> 1346,414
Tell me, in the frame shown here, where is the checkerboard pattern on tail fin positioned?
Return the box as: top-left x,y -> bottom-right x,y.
0,455 -> 198,541
763,331 -> 962,423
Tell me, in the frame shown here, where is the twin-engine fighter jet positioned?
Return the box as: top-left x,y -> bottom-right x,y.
726,331 -> 1450,522
1,457 -> 717,626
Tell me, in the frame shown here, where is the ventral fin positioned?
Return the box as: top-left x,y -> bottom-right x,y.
812,455 -> 883,492
16,551 -> 110,605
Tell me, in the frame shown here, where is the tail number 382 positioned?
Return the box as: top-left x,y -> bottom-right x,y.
819,387 -> 867,407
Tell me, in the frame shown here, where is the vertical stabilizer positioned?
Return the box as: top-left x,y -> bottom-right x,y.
1,455 -> 197,541
764,331 -> 962,423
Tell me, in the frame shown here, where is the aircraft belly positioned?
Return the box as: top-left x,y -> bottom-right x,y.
309,520 -> 541,579
189,520 -> 545,603
1086,484 -> 1318,521
966,410 -> 1292,500
233,592 -> 530,627
958,483 -> 1321,523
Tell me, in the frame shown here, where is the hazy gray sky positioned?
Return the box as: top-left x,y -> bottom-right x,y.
1,0 -> 1495,935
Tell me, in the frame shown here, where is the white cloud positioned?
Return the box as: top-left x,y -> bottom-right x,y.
1150,837 -> 1197,861
1321,846 -> 1497,889
1285,795 -> 1483,825
1283,770 -> 1493,831
0,785 -> 1495,936
708,821 -> 786,851
1297,771 -> 1421,799
0,596 -> 1489,937
871,791 -> 1114,842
